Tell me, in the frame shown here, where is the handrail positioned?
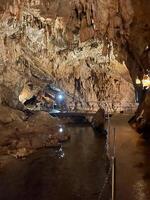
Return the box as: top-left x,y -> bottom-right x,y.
66,100 -> 137,114
111,128 -> 116,200
97,109 -> 116,200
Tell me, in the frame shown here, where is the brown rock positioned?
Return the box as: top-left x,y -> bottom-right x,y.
129,90 -> 150,138
0,106 -> 70,157
0,105 -> 25,124
91,107 -> 105,132
0,0 -> 149,138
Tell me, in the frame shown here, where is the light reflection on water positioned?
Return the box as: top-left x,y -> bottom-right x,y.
0,125 -> 111,200
55,146 -> 65,159
1,115 -> 149,200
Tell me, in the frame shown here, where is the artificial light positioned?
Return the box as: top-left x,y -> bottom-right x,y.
57,94 -> 64,101
142,74 -> 150,88
59,127 -> 64,133
135,77 -> 141,85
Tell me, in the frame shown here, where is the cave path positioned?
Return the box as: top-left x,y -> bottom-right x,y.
110,114 -> 150,200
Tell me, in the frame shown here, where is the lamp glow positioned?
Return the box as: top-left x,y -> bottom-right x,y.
142,74 -> 150,88
142,79 -> 150,87
57,94 -> 64,101
135,78 -> 141,85
59,127 -> 63,133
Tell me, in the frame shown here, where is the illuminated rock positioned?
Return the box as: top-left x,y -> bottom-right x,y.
0,0 -> 149,138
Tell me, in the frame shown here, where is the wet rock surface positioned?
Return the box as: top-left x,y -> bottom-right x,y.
0,105 -> 70,158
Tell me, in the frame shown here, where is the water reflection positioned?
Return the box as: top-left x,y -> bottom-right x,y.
56,146 -> 65,159
0,125 -> 111,200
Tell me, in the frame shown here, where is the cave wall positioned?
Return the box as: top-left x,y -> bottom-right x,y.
0,0 -> 149,156
0,0 -> 140,112
0,0 -> 149,114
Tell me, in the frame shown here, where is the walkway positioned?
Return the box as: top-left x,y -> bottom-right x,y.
110,114 -> 150,200
49,111 -> 95,118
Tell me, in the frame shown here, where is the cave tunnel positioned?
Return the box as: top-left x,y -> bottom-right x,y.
0,0 -> 150,200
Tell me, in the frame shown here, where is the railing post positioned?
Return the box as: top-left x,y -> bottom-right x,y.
112,156 -> 115,200
106,103 -> 111,159
112,128 -> 116,200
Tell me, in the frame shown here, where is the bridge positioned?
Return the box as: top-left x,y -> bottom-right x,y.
49,101 -> 137,118
49,110 -> 96,123
49,111 -> 95,117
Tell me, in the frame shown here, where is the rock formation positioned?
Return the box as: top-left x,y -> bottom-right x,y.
0,0 -> 149,141
91,107 -> 106,133
0,0 -> 137,111
129,89 -> 150,138
0,105 -> 70,158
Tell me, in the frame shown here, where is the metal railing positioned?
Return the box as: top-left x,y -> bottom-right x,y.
66,100 -> 137,114
111,128 -> 116,200
97,109 -> 116,200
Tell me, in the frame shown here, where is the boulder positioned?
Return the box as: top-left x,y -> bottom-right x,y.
0,106 -> 70,158
91,107 -> 105,132
0,105 -> 26,124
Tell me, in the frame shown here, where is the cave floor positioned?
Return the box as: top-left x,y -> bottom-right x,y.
111,114 -> 150,200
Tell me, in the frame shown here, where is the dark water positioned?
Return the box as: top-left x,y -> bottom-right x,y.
0,126 -> 111,200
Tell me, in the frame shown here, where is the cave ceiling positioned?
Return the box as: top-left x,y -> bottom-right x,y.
0,0 -> 149,70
